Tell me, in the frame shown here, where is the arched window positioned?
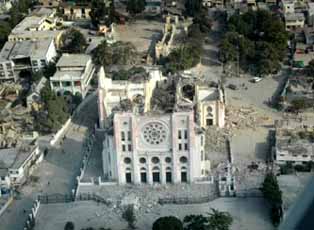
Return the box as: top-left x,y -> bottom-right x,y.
139,157 -> 146,164
124,157 -> 131,164
165,157 -> 172,163
151,157 -> 160,164
180,156 -> 188,164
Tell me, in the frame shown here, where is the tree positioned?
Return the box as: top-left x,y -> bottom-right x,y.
163,44 -> 201,73
207,209 -> 233,230
90,0 -> 115,27
126,0 -> 146,16
43,63 -> 57,79
290,98 -> 308,112
261,173 -> 282,206
306,59 -> 314,77
261,173 -> 283,226
220,10 -> 288,76
183,215 -> 209,230
185,0 -> 202,17
0,21 -> 11,48
152,216 -> 183,230
61,29 -> 87,53
92,40 -> 139,67
64,221 -> 75,230
122,205 -> 136,229
40,82 -> 54,103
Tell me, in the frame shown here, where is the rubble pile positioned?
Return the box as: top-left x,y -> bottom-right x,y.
205,127 -> 230,154
234,161 -> 269,192
96,183 -> 215,214
0,105 -> 34,148
225,105 -> 271,130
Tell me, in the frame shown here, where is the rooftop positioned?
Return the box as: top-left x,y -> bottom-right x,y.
0,143 -> 37,170
56,54 -> 91,68
0,39 -> 54,61
285,13 -> 305,22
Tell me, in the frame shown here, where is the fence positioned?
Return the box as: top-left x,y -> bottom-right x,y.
23,199 -> 40,230
37,193 -> 111,206
158,195 -> 217,205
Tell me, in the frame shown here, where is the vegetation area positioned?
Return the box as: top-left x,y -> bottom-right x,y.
0,0 -> 33,48
152,216 -> 183,230
153,209 -> 233,230
90,0 -> 115,27
33,82 -> 70,133
92,40 -> 139,67
122,205 -> 137,229
159,23 -> 205,73
111,66 -> 147,81
60,28 -> 87,53
219,10 -> 288,76
126,0 -> 146,16
261,173 -> 283,226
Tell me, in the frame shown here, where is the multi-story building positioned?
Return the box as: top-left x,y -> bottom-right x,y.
98,67 -> 225,185
103,111 -> 206,184
8,8 -> 63,44
0,136 -> 43,189
59,1 -> 91,20
0,39 -> 57,81
273,124 -> 314,165
38,0 -> 61,8
50,54 -> 95,98
281,0 -> 305,31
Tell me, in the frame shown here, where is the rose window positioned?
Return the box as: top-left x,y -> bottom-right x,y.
142,122 -> 167,145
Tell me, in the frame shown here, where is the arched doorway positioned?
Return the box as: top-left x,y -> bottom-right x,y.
125,167 -> 132,183
181,166 -> 188,183
206,106 -> 214,126
166,166 -> 172,183
152,166 -> 160,183
140,167 -> 147,183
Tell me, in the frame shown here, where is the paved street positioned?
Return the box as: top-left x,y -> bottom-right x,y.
0,94 -> 98,230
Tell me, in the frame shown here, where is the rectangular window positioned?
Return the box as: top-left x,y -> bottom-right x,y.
184,130 -> 188,139
178,130 -> 181,139
121,131 -> 125,141
52,81 -> 59,87
201,136 -> 203,146
184,143 -> 188,150
122,144 -> 126,152
40,59 -> 46,66
128,131 -> 131,141
201,150 -> 204,160
128,144 -> 132,151
179,143 -> 182,151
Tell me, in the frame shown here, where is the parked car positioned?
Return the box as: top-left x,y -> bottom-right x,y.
227,84 -> 238,90
251,77 -> 263,83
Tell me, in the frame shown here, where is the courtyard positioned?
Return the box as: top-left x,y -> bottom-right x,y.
34,197 -> 273,230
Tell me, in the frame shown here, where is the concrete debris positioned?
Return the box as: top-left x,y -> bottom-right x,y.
225,105 -> 271,130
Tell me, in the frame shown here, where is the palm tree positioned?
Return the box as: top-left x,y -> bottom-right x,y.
207,209 -> 233,230
64,221 -> 75,230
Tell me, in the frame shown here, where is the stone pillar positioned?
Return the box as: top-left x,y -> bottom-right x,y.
188,112 -> 195,183
147,161 -> 153,185
132,115 -> 140,184
171,114 -> 180,184
161,162 -> 166,185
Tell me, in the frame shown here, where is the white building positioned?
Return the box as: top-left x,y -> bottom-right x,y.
0,139 -> 43,189
50,54 -> 95,98
98,67 -> 225,185
103,111 -> 206,184
273,126 -> 314,165
0,39 -> 57,81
